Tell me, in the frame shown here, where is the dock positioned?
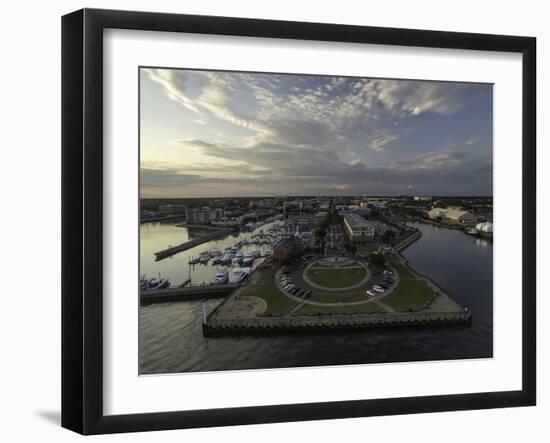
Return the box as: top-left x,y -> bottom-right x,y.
141,284 -> 239,304
154,227 -> 237,261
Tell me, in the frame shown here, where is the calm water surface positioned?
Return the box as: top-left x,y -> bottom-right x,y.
139,222 -> 493,374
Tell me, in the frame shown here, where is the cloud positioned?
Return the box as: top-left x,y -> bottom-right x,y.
143,69 -> 204,115
141,69 -> 492,196
370,133 -> 398,151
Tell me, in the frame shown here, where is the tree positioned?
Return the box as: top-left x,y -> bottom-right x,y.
369,253 -> 385,268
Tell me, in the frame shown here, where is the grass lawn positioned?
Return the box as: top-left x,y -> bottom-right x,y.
306,267 -> 367,288
357,243 -> 380,254
389,260 -> 415,279
295,302 -> 386,315
308,292 -> 369,303
240,265 -> 298,316
382,278 -> 434,311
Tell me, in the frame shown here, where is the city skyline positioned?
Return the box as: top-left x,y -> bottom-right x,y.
140,68 -> 493,198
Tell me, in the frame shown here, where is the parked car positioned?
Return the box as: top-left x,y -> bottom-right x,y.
302,290 -> 312,298
373,285 -> 385,293
366,289 -> 377,296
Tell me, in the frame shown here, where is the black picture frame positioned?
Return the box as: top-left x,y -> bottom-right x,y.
61,8 -> 536,435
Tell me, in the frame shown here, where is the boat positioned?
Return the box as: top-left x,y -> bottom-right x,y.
199,252 -> 210,264
251,249 -> 261,258
147,277 -> 171,290
246,222 -> 256,230
465,227 -> 479,236
241,253 -> 254,265
139,277 -> 149,291
231,257 -> 242,266
209,256 -> 221,265
235,251 -> 243,260
229,267 -> 251,284
214,267 -> 229,284
220,253 -> 233,264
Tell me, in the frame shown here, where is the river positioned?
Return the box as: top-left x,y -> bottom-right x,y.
139,222 -> 492,374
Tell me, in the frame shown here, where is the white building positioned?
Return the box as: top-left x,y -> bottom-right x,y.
475,222 -> 493,233
428,207 -> 477,224
343,213 -> 376,245
186,207 -> 211,224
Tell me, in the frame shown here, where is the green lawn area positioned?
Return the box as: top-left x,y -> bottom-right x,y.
382,278 -> 434,311
239,265 -> 298,316
357,243 -> 380,254
295,301 -> 386,315
306,267 -> 367,288
389,260 -> 415,279
309,292 -> 369,303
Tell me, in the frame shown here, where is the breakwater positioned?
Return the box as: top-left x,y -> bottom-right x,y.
154,227 -> 237,260
141,284 -> 238,304
203,310 -> 471,336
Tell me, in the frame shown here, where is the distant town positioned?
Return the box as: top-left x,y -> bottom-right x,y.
141,195 -> 493,243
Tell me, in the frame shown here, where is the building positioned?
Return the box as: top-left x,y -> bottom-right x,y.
210,207 -> 225,221
249,198 -> 275,209
428,207 -> 477,224
158,204 -> 187,215
286,214 -> 314,229
314,211 -> 328,225
413,196 -> 432,201
283,200 -> 313,213
186,207 -> 211,225
343,213 -> 376,245
475,222 -> 493,233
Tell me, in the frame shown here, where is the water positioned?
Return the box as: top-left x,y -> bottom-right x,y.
139,222 -> 493,374
140,221 -> 277,286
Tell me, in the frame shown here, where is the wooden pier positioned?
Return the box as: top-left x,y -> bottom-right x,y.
154,227 -> 237,261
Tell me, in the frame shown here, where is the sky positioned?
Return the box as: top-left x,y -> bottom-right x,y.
140,68 -> 493,198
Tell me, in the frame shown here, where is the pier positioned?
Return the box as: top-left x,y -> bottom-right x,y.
141,284 -> 239,304
154,227 -> 237,261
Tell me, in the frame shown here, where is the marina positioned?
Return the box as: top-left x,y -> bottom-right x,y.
140,219 -> 293,288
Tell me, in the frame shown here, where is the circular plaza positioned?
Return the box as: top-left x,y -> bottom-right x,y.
303,257 -> 370,291
275,256 -> 397,308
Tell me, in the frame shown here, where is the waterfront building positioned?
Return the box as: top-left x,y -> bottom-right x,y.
343,213 -> 376,245
210,207 -> 225,221
475,222 -> 493,233
186,207 -> 211,224
428,207 -> 477,224
414,196 -> 433,201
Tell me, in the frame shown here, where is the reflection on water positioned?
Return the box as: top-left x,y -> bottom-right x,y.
139,222 -> 493,374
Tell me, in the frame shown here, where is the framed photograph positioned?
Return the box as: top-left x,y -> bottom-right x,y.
62,8 -> 536,435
